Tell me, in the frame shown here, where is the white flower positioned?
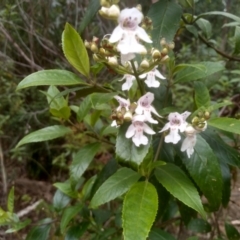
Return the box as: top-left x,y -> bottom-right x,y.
135,92 -> 161,124
159,111 -> 191,144
125,115 -> 155,147
140,67 -> 166,88
109,8 -> 152,62
114,96 -> 130,111
119,74 -> 136,91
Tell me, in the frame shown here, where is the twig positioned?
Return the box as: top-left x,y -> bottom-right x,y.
17,200 -> 43,218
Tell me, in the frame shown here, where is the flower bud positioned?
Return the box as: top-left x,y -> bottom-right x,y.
108,5 -> 120,19
185,125 -> 196,136
161,48 -> 168,55
100,0 -> 110,7
204,111 -> 210,119
168,42 -> 175,50
99,47 -> 106,55
92,36 -> 99,43
93,54 -> 99,61
140,48 -> 147,55
84,40 -> 90,48
140,59 -> 150,69
160,38 -> 166,47
90,43 -> 98,53
124,111 -> 133,121
108,56 -> 118,66
192,116 -> 199,124
152,49 -> 161,59
136,4 -> 142,12
160,55 -> 169,62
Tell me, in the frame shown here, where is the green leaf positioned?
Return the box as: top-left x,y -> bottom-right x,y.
62,23 -> 90,77
26,218 -> 52,240
149,228 -> 176,240
16,70 -> 85,90
122,182 -> 158,240
90,168 -> 141,208
176,136 -> 223,211
53,189 -> 71,211
79,0 -> 100,34
65,223 -> 89,240
187,219 -> 211,233
16,125 -> 72,148
196,18 -> 212,38
199,11 -> 240,23
194,81 -> 210,108
60,204 -> 82,233
54,182 -> 78,198
7,187 -> 14,213
116,123 -> 151,165
70,143 -> 101,181
175,61 -> 225,83
234,26 -> 240,54
155,164 -> 206,218
148,0 -> 182,48
225,223 -> 240,240
208,117 -> 240,135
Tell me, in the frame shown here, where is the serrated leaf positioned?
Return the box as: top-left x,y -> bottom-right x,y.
122,182 -> 158,240
70,143 -> 101,181
54,182 -> 78,199
194,81 -> 210,108
26,218 -> 52,240
187,219 -> 211,233
90,168 -> 141,208
16,70 -> 85,90
175,61 -> 225,83
79,0 -> 100,34
7,187 -> 14,213
60,204 -> 82,233
116,123 -> 151,165
225,223 -> 240,240
16,125 -> 72,148
176,136 -> 223,211
208,117 -> 240,135
155,164 -> 206,218
149,228 -> 176,240
53,189 -> 71,211
148,0 -> 182,48
62,23 -> 90,77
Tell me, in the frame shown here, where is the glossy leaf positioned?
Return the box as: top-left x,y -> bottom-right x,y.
122,182 -> 158,240
187,219 -> 211,233
90,168 -> 141,208
155,164 -> 206,218
62,23 -> 90,77
149,228 -> 176,240
26,218 -> 52,240
148,0 -> 182,48
177,135 -> 223,211
79,0 -> 100,33
70,142 -> 101,181
16,125 -> 72,148
7,187 -> 14,213
194,81 -> 210,108
225,223 -> 240,240
116,123 -> 151,165
16,70 -> 85,90
60,204 -> 82,233
208,117 -> 240,135
53,189 -> 71,211
174,61 -> 225,83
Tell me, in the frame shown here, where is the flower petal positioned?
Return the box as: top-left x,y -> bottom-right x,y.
159,122 -> 170,132
143,123 -> 156,135
154,69 -> 166,79
150,106 -> 161,117
145,79 -> 160,88
125,124 -> 135,138
136,27 -> 152,43
109,25 -> 124,43
165,128 -> 181,144
132,132 -> 148,146
181,111 -> 191,121
181,135 -> 196,158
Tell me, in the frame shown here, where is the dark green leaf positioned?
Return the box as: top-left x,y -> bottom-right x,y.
175,61 -> 225,83
194,81 -> 210,108
155,164 -> 206,218
79,0 -> 100,34
26,218 -> 52,240
62,23 -> 90,77
90,168 -> 141,208
16,125 -> 72,148
176,135 -> 223,211
70,143 -> 101,181
149,228 -> 176,240
122,182 -> 158,240
187,218 -> 211,233
148,0 -> 182,48
54,182 -> 78,198
225,223 -> 240,240
208,117 -> 240,135
60,204 -> 82,233
16,70 -> 85,90
116,123 -> 151,165
65,223 -> 89,240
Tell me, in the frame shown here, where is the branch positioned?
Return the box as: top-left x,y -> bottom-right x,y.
0,140 -> 7,197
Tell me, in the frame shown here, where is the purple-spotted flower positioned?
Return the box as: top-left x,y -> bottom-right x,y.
125,115 -> 155,147
135,92 -> 161,124
140,67 -> 166,88
159,111 -> 191,144
119,74 -> 136,91
109,7 -> 152,63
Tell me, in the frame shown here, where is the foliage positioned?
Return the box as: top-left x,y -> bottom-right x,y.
0,0 -> 240,239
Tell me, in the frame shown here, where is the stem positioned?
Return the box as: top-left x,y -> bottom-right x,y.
153,134 -> 164,162
0,140 -> 7,197
130,60 -> 144,95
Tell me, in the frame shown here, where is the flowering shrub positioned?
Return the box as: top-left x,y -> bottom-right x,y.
1,0 -> 240,239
